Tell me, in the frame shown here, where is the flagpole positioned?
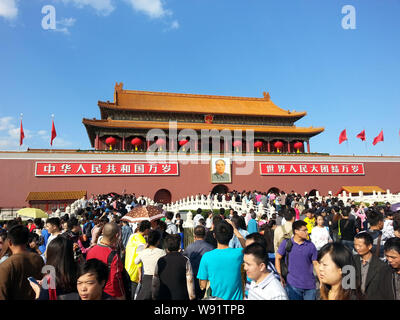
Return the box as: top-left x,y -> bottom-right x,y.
19,113 -> 23,152
51,114 -> 54,151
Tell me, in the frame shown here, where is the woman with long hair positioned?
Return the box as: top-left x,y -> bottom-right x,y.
33,236 -> 79,300
318,242 -> 363,300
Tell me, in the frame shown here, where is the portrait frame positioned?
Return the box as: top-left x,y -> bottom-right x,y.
210,157 -> 232,184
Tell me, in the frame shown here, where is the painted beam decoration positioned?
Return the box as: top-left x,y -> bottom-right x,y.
35,161 -> 179,176
260,162 -> 365,176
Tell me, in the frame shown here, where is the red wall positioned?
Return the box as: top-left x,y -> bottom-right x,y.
1,157 -> 400,208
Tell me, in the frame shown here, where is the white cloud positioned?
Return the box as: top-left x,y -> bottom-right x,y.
0,116 -> 74,150
0,0 -> 18,20
61,0 -> 115,16
53,17 -> 76,35
124,0 -> 171,19
170,19 -> 179,29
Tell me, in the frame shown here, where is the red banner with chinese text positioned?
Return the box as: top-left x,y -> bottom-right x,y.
35,162 -> 179,176
260,163 -> 365,176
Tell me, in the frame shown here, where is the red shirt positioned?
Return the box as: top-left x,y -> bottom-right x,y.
86,244 -> 125,298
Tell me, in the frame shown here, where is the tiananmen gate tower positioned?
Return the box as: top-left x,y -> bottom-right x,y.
1,82 -> 400,212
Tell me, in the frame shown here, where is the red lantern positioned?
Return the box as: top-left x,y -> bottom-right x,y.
179,139 -> 188,151
233,140 -> 242,152
156,138 -> 166,151
254,141 -> 263,153
105,137 -> 116,150
274,141 -> 283,153
294,142 -> 303,153
131,137 -> 142,151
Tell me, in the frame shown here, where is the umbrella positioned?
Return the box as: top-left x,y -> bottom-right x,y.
17,207 -> 48,219
120,205 -> 164,223
390,202 -> 400,212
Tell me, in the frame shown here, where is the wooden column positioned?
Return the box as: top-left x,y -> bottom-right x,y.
287,140 -> 291,153
147,140 -> 150,150
307,140 -> 311,153
122,136 -> 125,151
267,141 -> 271,153
195,139 -> 198,152
95,134 -> 99,150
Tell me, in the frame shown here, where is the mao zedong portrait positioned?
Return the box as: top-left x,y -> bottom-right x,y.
211,159 -> 231,183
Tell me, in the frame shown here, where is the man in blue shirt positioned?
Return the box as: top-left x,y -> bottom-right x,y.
275,220 -> 320,300
197,220 -> 245,300
183,225 -> 214,299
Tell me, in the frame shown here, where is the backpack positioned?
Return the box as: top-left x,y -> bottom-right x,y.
280,238 -> 293,281
107,251 -> 132,300
276,224 -> 293,250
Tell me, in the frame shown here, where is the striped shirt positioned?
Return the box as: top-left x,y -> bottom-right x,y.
246,273 -> 288,300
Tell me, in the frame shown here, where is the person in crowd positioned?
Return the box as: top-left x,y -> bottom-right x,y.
259,220 -> 276,257
26,219 -> 36,233
29,236 -> 79,300
61,217 -> 89,262
247,212 -> 258,235
86,222 -> 125,300
183,225 -> 214,299
353,231 -> 393,299
205,212 -> 213,229
204,215 -> 222,249
332,207 -> 357,251
382,211 -> 395,241
244,243 -> 288,300
193,208 -> 204,227
310,215 -> 332,251
27,232 -> 42,255
366,210 -> 385,259
355,203 -> 368,232
125,220 -> 151,299
135,230 -> 166,300
273,209 -> 295,253
77,259 -> 114,300
303,209 -> 316,236
174,213 -> 184,249
0,225 -> 44,300
152,234 -> 195,300
121,220 -> 133,249
165,211 -> 178,235
318,242 -> 362,300
229,215 -> 249,249
275,220 -> 320,300
45,217 -> 62,252
394,220 -> 400,238
197,220 -> 245,300
381,237 -> 400,300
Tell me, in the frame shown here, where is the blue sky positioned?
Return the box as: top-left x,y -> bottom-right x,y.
1,0 -> 399,155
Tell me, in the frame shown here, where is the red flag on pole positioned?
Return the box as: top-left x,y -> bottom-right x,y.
339,129 -> 347,144
356,130 -> 366,141
50,119 -> 57,146
20,119 -> 25,146
372,130 -> 384,146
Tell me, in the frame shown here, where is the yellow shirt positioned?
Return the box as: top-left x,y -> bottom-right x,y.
125,233 -> 146,283
304,217 -> 316,235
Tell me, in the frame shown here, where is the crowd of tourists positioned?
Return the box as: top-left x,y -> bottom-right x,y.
0,191 -> 399,300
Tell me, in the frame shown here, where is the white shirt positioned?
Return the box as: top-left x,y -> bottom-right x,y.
134,247 -> 166,275
246,273 -> 288,300
193,214 -> 204,227
382,220 -> 394,241
310,226 -> 332,250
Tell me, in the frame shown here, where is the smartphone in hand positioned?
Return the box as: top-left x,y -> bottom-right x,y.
27,277 -> 39,285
